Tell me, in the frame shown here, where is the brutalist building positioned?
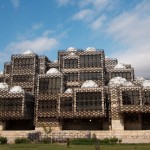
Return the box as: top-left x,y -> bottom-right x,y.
0,47 -> 150,131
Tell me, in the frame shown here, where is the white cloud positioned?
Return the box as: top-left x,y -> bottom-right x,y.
72,9 -> 93,21
90,15 -> 106,30
43,30 -> 55,37
79,0 -> 109,10
107,0 -> 150,77
32,23 -> 42,30
57,0 -> 70,6
11,0 -> 20,9
6,37 -> 58,54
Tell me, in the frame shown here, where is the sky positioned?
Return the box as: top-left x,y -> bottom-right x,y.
0,0 -> 150,77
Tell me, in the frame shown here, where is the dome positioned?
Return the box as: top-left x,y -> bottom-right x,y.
66,47 -> 77,52
46,68 -> 60,75
65,88 -> 73,94
81,80 -> 98,88
68,52 -> 78,57
23,50 -> 34,55
123,81 -> 133,86
9,86 -> 24,93
0,71 -> 3,75
114,63 -> 126,69
142,80 -> 150,87
109,77 -> 127,86
135,77 -> 145,81
53,60 -> 58,63
85,47 -> 96,51
0,82 -> 8,90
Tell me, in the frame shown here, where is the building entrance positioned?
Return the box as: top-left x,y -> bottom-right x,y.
62,118 -> 103,130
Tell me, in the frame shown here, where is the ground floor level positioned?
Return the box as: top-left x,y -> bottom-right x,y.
0,113 -> 150,131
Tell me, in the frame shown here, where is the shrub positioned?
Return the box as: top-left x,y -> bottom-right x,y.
15,138 -> 30,144
28,131 -> 41,143
40,138 -> 51,144
118,138 -> 122,143
109,137 -> 118,144
100,138 -> 110,144
0,137 -> 7,144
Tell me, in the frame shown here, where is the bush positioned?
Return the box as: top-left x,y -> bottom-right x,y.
0,137 -> 7,144
109,137 -> 118,144
40,138 -> 51,144
28,131 -> 41,143
100,138 -> 110,144
15,138 -> 30,144
70,137 -> 120,145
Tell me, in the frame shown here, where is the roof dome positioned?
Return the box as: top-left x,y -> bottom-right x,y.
85,47 -> 96,51
135,77 -> 145,81
23,50 -> 34,55
65,88 -> 73,94
9,86 -> 24,93
109,77 -> 127,86
46,68 -> 60,75
67,47 -> 77,52
0,82 -> 9,90
53,60 -> 58,63
81,80 -> 98,88
123,81 -> 133,86
142,80 -> 150,87
114,63 -> 126,69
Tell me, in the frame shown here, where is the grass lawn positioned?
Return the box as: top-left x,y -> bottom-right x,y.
0,144 -> 150,150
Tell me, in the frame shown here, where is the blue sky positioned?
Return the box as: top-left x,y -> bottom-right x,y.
0,0 -> 150,77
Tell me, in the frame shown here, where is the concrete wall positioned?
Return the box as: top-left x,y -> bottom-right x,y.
1,130 -> 150,143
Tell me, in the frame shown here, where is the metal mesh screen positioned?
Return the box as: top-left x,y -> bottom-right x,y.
122,91 -> 140,105
76,92 -> 102,111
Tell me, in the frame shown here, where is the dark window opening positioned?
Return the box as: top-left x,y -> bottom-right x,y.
80,55 -> 101,68
76,92 -> 102,111
80,72 -> 102,81
111,72 -> 131,80
64,59 -> 78,68
122,91 -> 140,105
143,92 -> 150,105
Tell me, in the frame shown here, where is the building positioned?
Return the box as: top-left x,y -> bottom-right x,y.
0,47 -> 150,131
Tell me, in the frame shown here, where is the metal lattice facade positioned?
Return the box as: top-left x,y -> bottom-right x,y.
0,48 -> 150,131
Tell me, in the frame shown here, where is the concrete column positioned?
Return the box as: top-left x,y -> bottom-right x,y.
110,87 -> 124,131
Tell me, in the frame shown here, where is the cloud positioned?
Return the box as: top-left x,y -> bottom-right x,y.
72,9 -> 93,21
90,15 -> 106,30
6,37 -> 58,54
79,0 -> 109,9
42,30 -> 55,37
107,0 -> 150,77
56,0 -> 70,6
32,23 -> 42,30
11,0 -> 20,9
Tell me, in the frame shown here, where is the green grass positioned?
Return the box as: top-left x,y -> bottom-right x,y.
0,144 -> 150,150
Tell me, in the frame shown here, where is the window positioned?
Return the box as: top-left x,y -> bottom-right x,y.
143,92 -> 150,105
80,72 -> 102,81
64,59 -> 78,68
60,97 -> 73,112
13,75 -> 32,83
122,91 -> 140,105
80,55 -> 101,68
14,58 -> 34,70
39,77 -> 61,95
65,73 -> 78,82
0,98 -> 22,111
124,113 -> 139,122
38,100 -> 57,112
111,72 -> 131,80
76,92 -> 102,111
